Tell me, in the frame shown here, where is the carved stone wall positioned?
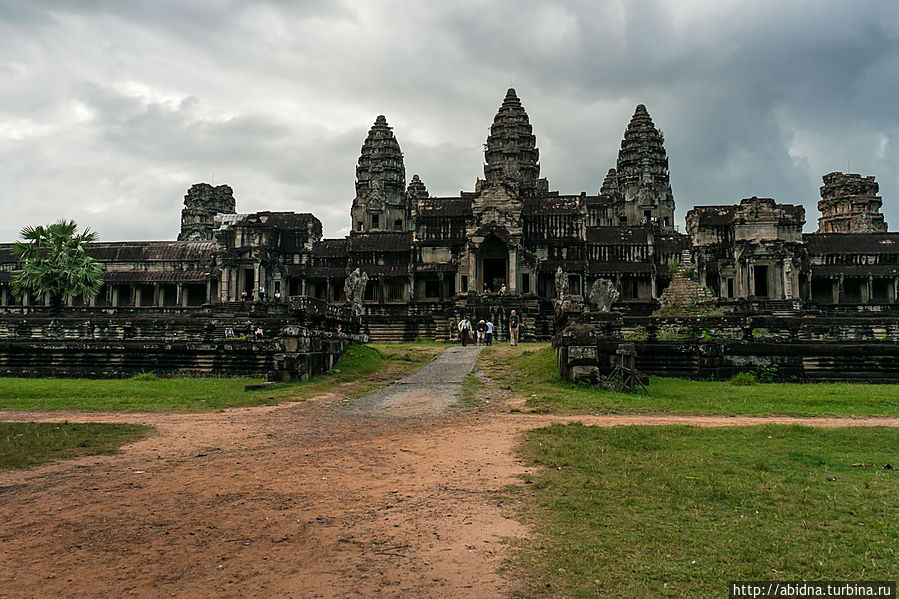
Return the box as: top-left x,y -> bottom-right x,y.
554,310 -> 899,383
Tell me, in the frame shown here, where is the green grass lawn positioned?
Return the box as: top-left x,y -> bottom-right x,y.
0,421 -> 152,470
482,344 -> 899,417
0,343 -> 440,412
509,423 -> 899,598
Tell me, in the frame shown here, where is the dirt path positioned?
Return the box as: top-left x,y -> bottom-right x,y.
2,348 -> 899,598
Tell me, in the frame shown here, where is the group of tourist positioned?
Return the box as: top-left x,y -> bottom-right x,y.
239,285 -> 282,302
457,309 -> 520,347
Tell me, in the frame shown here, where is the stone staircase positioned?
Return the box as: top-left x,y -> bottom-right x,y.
658,251 -> 717,312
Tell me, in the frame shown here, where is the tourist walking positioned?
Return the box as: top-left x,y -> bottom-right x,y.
485,318 -> 494,346
476,319 -> 487,345
509,309 -> 520,346
458,316 -> 472,346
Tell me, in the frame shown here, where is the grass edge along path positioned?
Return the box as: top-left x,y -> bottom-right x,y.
0,343 -> 441,413
0,421 -> 152,470
480,344 -> 899,417
505,423 -> 899,598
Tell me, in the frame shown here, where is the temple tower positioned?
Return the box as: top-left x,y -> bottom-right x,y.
477,88 -> 547,196
351,115 -> 408,232
178,183 -> 236,241
406,174 -> 429,200
817,172 -> 888,233
615,104 -> 675,229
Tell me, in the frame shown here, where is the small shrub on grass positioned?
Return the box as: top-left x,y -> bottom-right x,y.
129,372 -> 159,381
755,364 -> 778,383
729,372 -> 756,386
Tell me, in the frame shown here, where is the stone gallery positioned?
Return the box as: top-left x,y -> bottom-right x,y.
1,89 -> 898,343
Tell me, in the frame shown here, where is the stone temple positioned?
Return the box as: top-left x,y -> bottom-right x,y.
2,89 -> 898,341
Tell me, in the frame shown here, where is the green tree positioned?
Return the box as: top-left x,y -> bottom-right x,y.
10,220 -> 105,315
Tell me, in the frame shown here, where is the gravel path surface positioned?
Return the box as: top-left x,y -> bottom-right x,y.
347,345 -> 483,418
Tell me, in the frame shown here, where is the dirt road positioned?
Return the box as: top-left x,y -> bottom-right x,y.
2,347 -> 899,598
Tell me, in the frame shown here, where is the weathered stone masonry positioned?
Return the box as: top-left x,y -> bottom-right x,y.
1,88 -> 899,346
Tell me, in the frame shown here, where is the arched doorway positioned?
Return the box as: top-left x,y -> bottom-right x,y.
479,235 -> 508,292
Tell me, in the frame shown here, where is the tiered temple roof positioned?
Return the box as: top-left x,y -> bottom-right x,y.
482,88 -> 540,193
616,104 -> 673,204
407,174 -> 429,200
355,115 -> 406,203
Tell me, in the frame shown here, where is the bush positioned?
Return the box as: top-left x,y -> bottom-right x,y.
129,372 -> 159,381
730,372 -> 756,386
755,364 -> 778,383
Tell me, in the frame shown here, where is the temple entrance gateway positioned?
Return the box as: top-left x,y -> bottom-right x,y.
479,236 -> 508,292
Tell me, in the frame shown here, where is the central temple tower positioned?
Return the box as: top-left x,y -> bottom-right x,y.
477,88 -> 545,196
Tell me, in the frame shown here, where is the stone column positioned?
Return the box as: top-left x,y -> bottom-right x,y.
408,274 -> 415,302
468,252 -> 477,293
326,278 -> 332,303
892,278 -> 899,304
866,275 -> 873,304
508,248 -> 518,293
155,283 -> 163,308
747,260 -> 755,298
437,273 -> 445,300
133,284 -> 141,307
837,274 -> 845,304
1,286 -> 7,306
255,263 -> 264,300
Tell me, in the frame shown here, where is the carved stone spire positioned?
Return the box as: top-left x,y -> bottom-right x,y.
616,104 -> 675,227
351,116 -> 409,232
355,115 -> 406,203
407,174 -> 429,200
599,168 -> 620,200
482,88 -> 540,194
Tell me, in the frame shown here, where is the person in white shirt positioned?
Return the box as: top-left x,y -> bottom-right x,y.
485,319 -> 494,345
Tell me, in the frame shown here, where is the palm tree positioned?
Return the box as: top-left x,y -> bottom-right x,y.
10,220 -> 105,316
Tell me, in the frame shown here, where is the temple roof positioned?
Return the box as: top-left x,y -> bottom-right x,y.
407,174 -> 429,199
616,104 -> 672,194
217,212 -> 322,232
356,115 -> 406,202
348,231 -> 413,252
0,241 -> 216,264
312,238 -> 348,257
586,226 -> 649,245
599,168 -> 620,199
416,198 -> 472,217
522,196 -> 581,215
483,88 -> 540,191
804,233 -> 899,254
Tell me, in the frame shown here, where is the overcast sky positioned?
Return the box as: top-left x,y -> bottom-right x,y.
2,0 -> 898,241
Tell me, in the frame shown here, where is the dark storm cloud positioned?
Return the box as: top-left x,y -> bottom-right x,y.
2,0 -> 899,241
